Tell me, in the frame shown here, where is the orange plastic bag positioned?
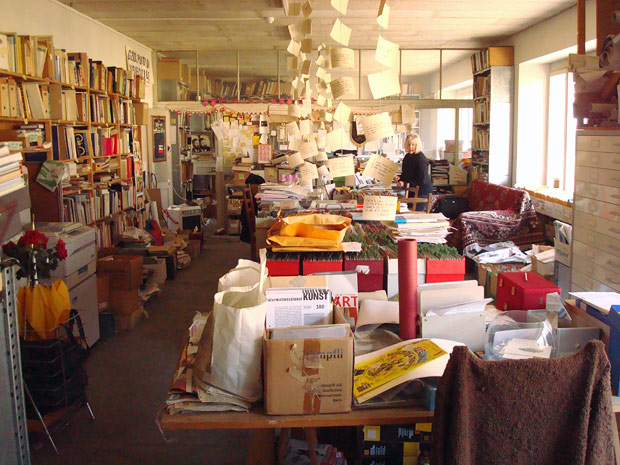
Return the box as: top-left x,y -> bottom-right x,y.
17,280 -> 71,340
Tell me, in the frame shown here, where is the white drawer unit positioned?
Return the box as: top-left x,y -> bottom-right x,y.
576,150 -> 620,170
574,181 -> 620,206
571,130 -> 620,293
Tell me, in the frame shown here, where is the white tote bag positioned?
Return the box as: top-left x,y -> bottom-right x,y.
217,259 -> 261,292
208,254 -> 267,402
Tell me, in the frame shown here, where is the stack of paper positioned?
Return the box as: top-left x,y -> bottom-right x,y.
383,212 -> 450,243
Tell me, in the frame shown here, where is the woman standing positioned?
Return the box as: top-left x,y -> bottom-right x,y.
398,134 -> 433,211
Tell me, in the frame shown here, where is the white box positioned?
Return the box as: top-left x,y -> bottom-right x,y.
47,225 -> 97,277
387,273 -> 426,299
69,273 -> 100,347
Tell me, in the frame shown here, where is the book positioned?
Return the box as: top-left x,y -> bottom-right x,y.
0,33 -> 9,71
570,292 -> 620,315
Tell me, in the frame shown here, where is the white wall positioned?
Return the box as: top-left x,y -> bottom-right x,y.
0,0 -> 153,106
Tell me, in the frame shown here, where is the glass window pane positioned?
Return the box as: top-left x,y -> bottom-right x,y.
157,51 -> 197,101
198,51 -> 238,100
239,50 -> 278,100
440,50 -> 475,98
360,49 -> 400,99
547,73 -> 567,187
401,50 -> 440,98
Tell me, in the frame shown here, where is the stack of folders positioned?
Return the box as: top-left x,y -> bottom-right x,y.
0,144 -> 26,197
384,212 -> 450,244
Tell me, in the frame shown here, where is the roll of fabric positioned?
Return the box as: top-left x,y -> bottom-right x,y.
398,239 -> 418,340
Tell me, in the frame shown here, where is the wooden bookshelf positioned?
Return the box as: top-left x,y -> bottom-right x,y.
0,37 -> 148,247
471,47 -> 514,186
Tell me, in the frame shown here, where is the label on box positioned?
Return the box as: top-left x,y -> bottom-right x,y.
266,288 -> 332,329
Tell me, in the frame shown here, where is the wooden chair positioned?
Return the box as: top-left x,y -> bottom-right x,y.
242,185 -> 258,262
398,184 -> 432,213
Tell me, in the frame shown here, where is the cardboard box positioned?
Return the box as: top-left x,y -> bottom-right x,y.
110,287 -> 140,316
233,170 -> 248,186
256,218 -> 276,251
495,272 -> 560,311
97,255 -> 143,290
115,307 -> 146,332
476,263 -> 523,298
263,310 -> 353,415
227,198 -> 243,215
157,60 -> 183,80
264,166 -> 278,183
302,256 -> 343,275
143,257 -> 167,285
266,257 -> 301,276
184,240 -> 201,259
97,274 -> 110,312
228,219 -> 240,235
425,258 -> 465,283
344,257 -> 384,292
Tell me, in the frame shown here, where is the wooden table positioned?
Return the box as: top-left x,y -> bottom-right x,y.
160,405 -> 434,465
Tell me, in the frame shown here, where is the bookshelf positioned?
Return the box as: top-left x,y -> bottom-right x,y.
0,34 -> 148,247
470,47 -> 514,186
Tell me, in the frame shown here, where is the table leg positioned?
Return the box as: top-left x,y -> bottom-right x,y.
276,428 -> 291,464
245,429 -> 275,465
304,427 -> 319,465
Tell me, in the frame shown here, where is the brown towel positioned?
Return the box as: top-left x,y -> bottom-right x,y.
431,340 -> 614,465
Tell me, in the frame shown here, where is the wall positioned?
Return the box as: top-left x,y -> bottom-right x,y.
0,0 -> 153,106
502,0 -> 597,186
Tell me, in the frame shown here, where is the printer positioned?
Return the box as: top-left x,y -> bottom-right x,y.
38,222 -> 99,346
165,204 -> 201,232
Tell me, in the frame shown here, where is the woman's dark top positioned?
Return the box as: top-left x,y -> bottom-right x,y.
400,151 -> 433,195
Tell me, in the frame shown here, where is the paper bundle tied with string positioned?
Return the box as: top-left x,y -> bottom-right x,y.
267,213 -> 352,251
263,310 -> 353,415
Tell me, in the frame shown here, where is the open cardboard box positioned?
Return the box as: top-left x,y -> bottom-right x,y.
263,307 -> 353,415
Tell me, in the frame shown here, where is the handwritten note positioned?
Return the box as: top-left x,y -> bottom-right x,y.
287,152 -> 305,168
300,59 -> 311,76
287,56 -> 298,70
318,164 -> 332,180
367,69 -> 400,99
316,151 -> 328,162
334,101 -> 351,123
301,38 -> 313,54
330,18 -> 352,47
330,76 -> 355,99
331,47 -> 355,68
298,162 -> 319,182
258,144 -> 273,164
327,127 -> 349,152
316,55 -> 326,67
362,195 -> 398,221
363,154 -> 398,185
300,97 -> 312,117
401,104 -> 417,125
327,156 -> 355,177
360,112 -> 394,142
375,35 -> 399,68
287,39 -> 301,56
377,0 -> 390,28
330,0 -> 349,14
299,139 -> 319,159
324,111 -> 334,122
286,121 -> 300,137
299,119 -> 311,136
317,94 -> 327,106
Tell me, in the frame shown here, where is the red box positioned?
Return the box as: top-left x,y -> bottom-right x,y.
495,272 -> 561,311
343,257 -> 384,292
266,258 -> 300,276
425,258 -> 466,283
302,258 -> 343,275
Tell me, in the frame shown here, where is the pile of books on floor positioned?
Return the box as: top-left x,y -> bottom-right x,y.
384,212 -> 451,243
0,144 -> 26,196
176,248 -> 191,269
281,439 -> 347,465
430,160 -> 450,186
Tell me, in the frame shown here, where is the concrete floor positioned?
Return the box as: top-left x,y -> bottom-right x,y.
30,238 -> 254,465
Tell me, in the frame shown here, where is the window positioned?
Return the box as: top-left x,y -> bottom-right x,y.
546,70 -> 576,194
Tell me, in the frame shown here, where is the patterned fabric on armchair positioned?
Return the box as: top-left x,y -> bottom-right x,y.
448,180 -> 544,254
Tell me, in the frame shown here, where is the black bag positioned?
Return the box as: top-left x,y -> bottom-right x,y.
433,195 -> 470,219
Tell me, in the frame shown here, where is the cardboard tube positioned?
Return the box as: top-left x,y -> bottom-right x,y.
398,239 -> 418,340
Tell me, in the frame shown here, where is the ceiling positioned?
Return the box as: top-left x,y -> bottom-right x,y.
61,0 -> 576,51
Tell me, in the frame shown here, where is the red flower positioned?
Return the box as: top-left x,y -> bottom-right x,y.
55,239 -> 67,260
18,230 -> 46,248
2,241 -> 16,255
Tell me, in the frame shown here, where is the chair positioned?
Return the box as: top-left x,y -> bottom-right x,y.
242,185 -> 257,262
397,184 -> 432,213
431,341 -> 616,465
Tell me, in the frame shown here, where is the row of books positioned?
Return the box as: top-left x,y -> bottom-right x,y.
472,127 -> 489,151
473,100 -> 489,124
94,215 -> 126,248
471,49 -> 491,74
51,126 -> 134,159
238,80 -> 281,98
94,187 -> 121,220
121,182 -> 135,209
90,94 -> 136,125
473,75 -> 491,97
62,193 -> 95,225
0,33 -> 146,100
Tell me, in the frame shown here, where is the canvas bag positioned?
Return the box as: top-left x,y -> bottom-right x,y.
217,259 -> 261,292
202,252 -> 267,402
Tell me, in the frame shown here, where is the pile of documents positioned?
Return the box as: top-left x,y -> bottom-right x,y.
165,313 -> 252,414
383,212 -> 450,243
256,183 -> 313,209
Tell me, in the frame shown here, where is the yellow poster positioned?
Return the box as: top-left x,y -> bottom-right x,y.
354,339 -> 446,399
